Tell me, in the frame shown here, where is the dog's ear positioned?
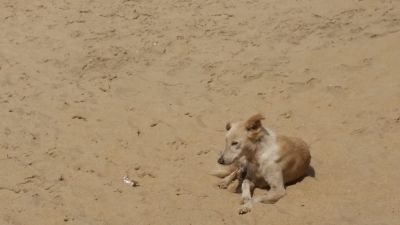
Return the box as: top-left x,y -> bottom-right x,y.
225,122 -> 231,131
245,114 -> 265,131
245,114 -> 266,141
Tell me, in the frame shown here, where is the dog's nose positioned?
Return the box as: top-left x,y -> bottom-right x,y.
218,156 -> 224,165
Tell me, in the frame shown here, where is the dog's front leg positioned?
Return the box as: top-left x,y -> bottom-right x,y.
240,178 -> 254,204
239,166 -> 286,214
217,170 -> 237,189
258,166 -> 286,204
239,184 -> 286,214
234,165 -> 247,193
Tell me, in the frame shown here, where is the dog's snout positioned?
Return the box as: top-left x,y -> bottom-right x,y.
218,156 -> 224,165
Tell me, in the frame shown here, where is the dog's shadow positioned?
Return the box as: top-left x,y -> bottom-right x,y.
308,166 -> 316,178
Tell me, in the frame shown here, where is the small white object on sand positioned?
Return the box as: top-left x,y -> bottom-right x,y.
123,175 -> 138,187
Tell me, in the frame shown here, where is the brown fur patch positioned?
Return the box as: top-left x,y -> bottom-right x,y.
245,114 -> 266,141
244,114 -> 265,130
276,135 -> 311,183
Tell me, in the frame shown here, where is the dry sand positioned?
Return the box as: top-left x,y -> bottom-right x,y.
1,0 -> 400,224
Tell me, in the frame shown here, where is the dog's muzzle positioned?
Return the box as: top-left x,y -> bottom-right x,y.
217,156 -> 225,165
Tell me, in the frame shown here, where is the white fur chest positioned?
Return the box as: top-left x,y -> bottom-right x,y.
256,131 -> 280,168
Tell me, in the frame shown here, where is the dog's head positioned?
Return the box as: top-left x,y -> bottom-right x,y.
218,114 -> 268,165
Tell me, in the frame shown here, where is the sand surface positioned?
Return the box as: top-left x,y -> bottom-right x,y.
1,0 -> 400,224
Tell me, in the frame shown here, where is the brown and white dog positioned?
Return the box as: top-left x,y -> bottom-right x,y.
218,114 -> 311,214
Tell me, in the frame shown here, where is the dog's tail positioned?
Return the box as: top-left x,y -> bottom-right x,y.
209,165 -> 233,178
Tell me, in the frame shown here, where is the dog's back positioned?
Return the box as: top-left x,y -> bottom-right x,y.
276,135 -> 311,184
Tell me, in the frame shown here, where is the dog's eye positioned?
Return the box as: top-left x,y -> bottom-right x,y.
231,141 -> 239,146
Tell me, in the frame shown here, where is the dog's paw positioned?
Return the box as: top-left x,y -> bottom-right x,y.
238,205 -> 251,215
217,181 -> 228,189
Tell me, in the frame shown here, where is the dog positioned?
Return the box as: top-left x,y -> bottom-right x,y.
218,114 -> 311,214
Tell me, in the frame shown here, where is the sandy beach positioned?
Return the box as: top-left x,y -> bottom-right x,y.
1,0 -> 400,224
